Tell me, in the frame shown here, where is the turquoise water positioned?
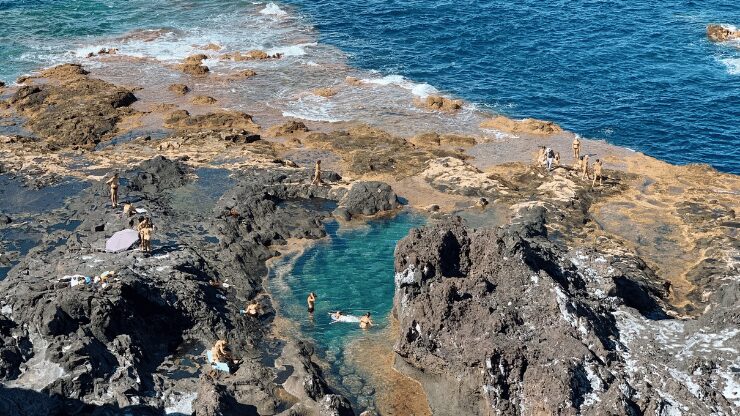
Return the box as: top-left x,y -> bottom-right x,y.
269,211 -> 424,406
1,1 -> 738,173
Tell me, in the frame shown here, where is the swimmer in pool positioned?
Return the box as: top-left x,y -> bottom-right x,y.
359,312 -> 373,329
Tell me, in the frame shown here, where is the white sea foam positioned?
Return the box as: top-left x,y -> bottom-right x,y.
282,94 -> 347,123
260,2 -> 287,16
720,57 -> 740,75
165,392 -> 198,415
361,74 -> 439,98
267,42 -> 316,57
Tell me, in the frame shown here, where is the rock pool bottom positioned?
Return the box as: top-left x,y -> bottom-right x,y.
268,211 -> 425,411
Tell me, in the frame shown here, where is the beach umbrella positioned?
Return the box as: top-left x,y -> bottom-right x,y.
105,229 -> 139,253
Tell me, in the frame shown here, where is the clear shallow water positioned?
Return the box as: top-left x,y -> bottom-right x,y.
1,1 -> 739,173
269,211 -> 425,407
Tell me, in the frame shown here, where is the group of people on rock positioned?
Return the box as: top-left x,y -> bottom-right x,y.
106,171 -> 156,253
537,136 -> 604,187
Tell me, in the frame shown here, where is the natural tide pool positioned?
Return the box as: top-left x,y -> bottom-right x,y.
268,210 -> 425,410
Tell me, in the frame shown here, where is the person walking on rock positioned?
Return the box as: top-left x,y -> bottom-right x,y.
307,292 -> 316,314
311,160 -> 323,185
592,159 -> 604,187
106,172 -> 120,208
572,136 -> 581,160
580,155 -> 590,180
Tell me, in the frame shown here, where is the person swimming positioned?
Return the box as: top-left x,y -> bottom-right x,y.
359,312 -> 373,329
307,292 -> 316,313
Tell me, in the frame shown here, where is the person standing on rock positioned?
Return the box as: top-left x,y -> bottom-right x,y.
360,312 -> 373,329
581,155 -> 590,180
106,172 -> 120,208
137,217 -> 153,253
572,136 -> 581,160
307,292 -> 316,313
554,151 -> 561,167
536,146 -> 546,166
312,160 -> 323,186
545,147 -> 555,171
592,159 -> 604,187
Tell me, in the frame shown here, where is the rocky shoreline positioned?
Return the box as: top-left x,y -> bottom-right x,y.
1,64 -> 739,416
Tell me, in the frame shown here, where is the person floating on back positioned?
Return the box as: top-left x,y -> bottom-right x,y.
106,172 -> 119,208
581,154 -> 590,180
360,312 -> 373,329
592,159 -> 604,187
311,160 -> 323,185
572,136 -> 581,160
307,292 -> 316,314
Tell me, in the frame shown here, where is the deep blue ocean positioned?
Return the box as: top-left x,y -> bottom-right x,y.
1,0 -> 739,173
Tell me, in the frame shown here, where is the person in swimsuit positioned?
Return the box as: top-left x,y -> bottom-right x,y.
311,160 -> 323,185
359,312 -> 373,329
592,159 -> 604,187
581,155 -> 590,180
572,136 -> 581,160
106,172 -> 120,208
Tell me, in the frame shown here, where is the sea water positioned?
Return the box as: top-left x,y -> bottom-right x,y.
1,1 -> 739,173
268,211 -> 425,407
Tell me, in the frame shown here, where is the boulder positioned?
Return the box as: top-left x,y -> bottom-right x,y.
313,87 -> 338,98
417,95 -> 462,111
168,83 -> 190,95
707,24 -> 740,42
164,110 -> 259,132
342,181 -> 399,217
191,95 -> 218,105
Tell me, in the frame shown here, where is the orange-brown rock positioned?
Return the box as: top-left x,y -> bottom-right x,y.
190,95 -> 218,105
417,95 -> 462,111
168,84 -> 190,95
184,54 -> 208,64
164,109 -> 259,132
480,115 -> 563,136
409,132 -> 477,149
268,120 -> 310,137
227,50 -> 282,61
180,54 -> 210,75
346,77 -> 364,86
313,87 -> 338,98
38,63 -> 89,81
236,69 -> 257,78
707,24 -> 740,42
201,43 -> 222,51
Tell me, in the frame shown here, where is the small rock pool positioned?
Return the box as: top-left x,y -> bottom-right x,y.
268,210 -> 425,411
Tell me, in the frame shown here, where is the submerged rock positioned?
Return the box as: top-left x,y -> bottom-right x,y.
190,95 -> 218,105
168,83 -> 190,95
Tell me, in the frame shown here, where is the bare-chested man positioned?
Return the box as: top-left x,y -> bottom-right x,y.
307,292 -> 316,314
572,136 -> 581,160
140,226 -> 153,253
359,312 -> 373,329
592,159 -> 604,187
106,172 -> 119,208
580,155 -> 590,180
311,160 -> 323,185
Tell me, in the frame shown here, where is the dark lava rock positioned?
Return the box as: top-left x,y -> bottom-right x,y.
342,181 -> 399,217
126,155 -> 190,194
0,214 -> 11,225
392,207 -> 737,415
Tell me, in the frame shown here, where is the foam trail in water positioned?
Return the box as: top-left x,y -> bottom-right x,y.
361,74 -> 439,98
282,94 -> 348,123
721,58 -> 740,75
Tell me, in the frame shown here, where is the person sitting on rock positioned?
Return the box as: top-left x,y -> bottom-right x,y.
311,160 -> 323,185
572,136 -> 581,160
360,312 -> 373,329
106,172 -> 120,208
210,339 -> 240,372
307,292 -> 316,314
245,300 -> 261,317
592,159 -> 604,187
580,155 -> 590,180
123,203 -> 136,218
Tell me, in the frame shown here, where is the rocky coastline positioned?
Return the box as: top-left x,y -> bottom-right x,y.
1,62 -> 738,416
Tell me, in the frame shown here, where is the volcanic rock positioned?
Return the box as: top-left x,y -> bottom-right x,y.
168,83 -> 190,95
191,95 -> 217,105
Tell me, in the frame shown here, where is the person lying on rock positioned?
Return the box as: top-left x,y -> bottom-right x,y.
307,292 -> 316,314
311,160 -> 323,185
106,172 -> 120,208
360,312 -> 373,329
592,159 -> 604,187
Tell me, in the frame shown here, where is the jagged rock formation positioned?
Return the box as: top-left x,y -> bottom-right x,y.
393,208 -> 739,415
0,156 -> 402,414
480,115 -> 563,136
707,24 -> 740,42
